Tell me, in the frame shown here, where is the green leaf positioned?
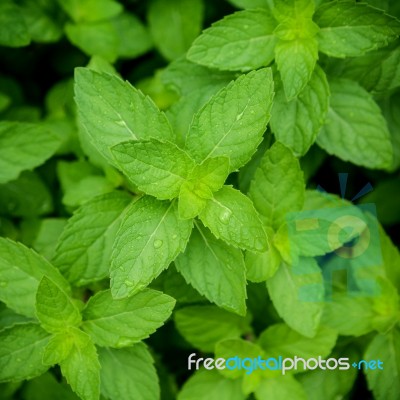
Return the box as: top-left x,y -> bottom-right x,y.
249,141 -> 305,230
227,0 -> 272,9
315,1 -> 400,58
255,376 -> 307,400
245,241 -> 281,282
156,264 -> 206,304
148,0 -> 203,61
258,323 -> 337,360
272,0 -> 315,21
54,191 -> 132,286
178,369 -> 246,400
110,196 -> 193,298
74,68 -> 173,165
270,65 -> 330,156
317,78 -> 393,169
187,9 -> 277,71
283,200 -> 367,259
187,156 -> 230,194
35,276 -> 81,334
42,331 -> 75,366
0,303 -> 32,331
322,277 -> 399,336
20,0 -> 63,43
111,139 -> 195,200
99,344 -> 159,400
32,218 -> 67,261
0,238 -> 70,318
56,160 -> 116,209
0,121 -> 61,184
381,92 -> 400,171
0,323 -> 50,382
267,259 -> 324,337
378,221 -> 400,290
178,182 -> 209,219
298,346 -> 358,400
178,156 -> 230,219
274,37 -> 318,100
66,13 -> 152,62
0,2 -> 30,47
199,186 -> 268,252
163,59 -> 235,146
59,328 -> 100,400
364,329 -> 400,400
185,68 -> 274,171
0,171 -> 53,217
57,0 -> 122,23
81,289 -> 175,347
174,305 -> 250,352
337,44 -> 400,96
162,57 -> 235,98
175,221 -> 247,315
22,372 -> 80,400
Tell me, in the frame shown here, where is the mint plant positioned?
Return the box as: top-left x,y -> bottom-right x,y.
0,1 -> 400,400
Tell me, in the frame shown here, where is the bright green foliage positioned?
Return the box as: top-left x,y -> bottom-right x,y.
36,276 -> 82,333
267,259 -> 324,337
315,1 -> 400,57
178,369 -> 245,400
0,238 -> 70,318
0,2 -> 30,47
0,122 -> 61,184
270,65 -> 330,155
148,0 -> 204,61
175,221 -> 247,315
110,197 -> 193,298
199,186 -> 268,252
59,328 -> 100,400
317,78 -> 393,169
274,38 -> 318,100
57,0 -> 123,23
65,13 -> 152,62
258,323 -> 337,360
54,191 -> 133,285
111,139 -> 195,200
255,376 -> 307,400
364,330 -> 400,400
99,344 -> 159,400
187,9 -> 277,71
185,68 -> 274,171
81,289 -> 175,347
249,142 -> 305,230
74,68 -> 174,165
0,323 -> 50,382
174,305 -> 250,352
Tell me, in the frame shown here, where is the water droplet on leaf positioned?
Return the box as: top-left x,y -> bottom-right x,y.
153,239 -> 163,249
124,280 -> 135,287
219,210 -> 232,224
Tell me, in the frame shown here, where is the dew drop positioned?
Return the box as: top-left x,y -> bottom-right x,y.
172,234 -> 178,240
116,337 -> 132,347
124,280 -> 135,287
219,210 -> 232,224
153,239 -> 163,249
